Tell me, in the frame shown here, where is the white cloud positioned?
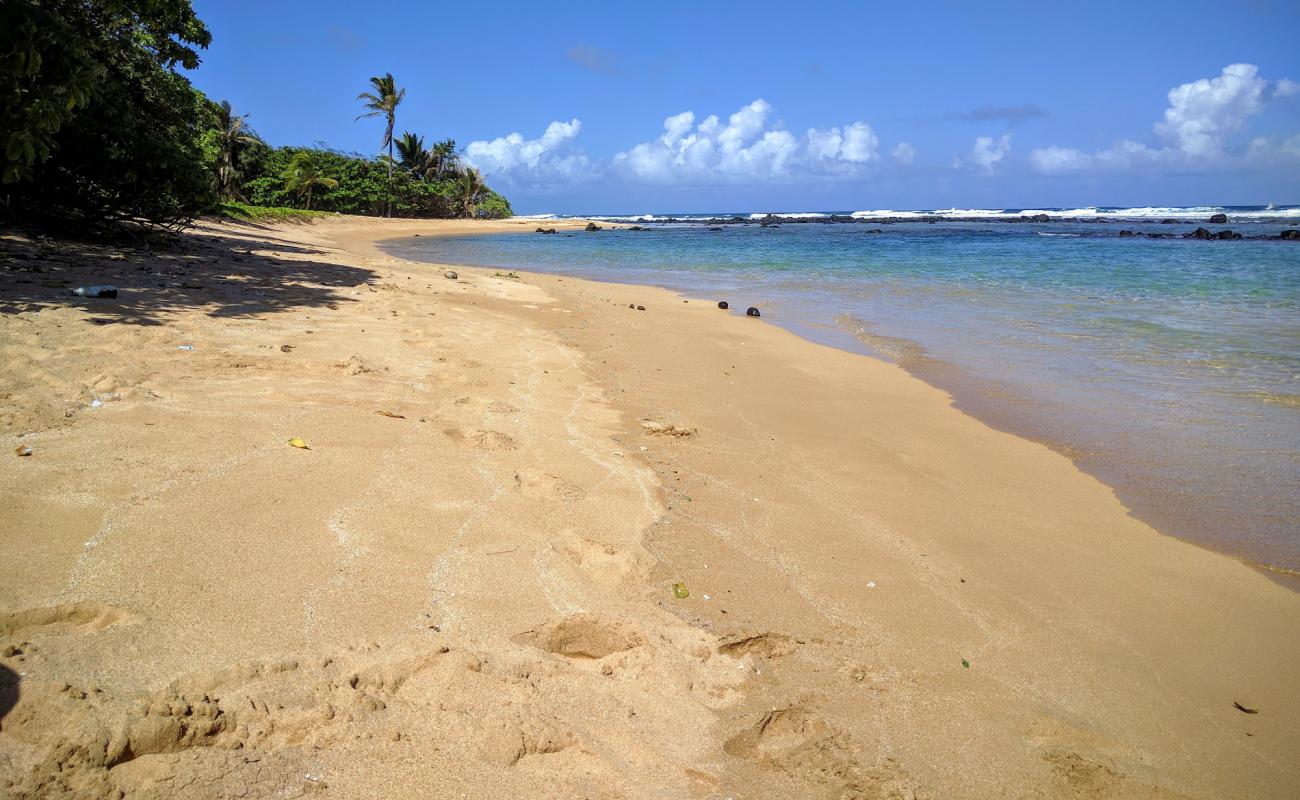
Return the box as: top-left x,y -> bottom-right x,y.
1154,63 -> 1267,157
1031,63 -> 1298,174
891,141 -> 916,165
955,134 -> 1011,173
613,99 -> 885,183
465,119 -> 590,182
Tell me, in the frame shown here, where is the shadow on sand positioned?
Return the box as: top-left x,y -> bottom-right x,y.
0,663 -> 16,724
0,221 -> 375,325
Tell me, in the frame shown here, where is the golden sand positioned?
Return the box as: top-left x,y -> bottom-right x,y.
1,215 -> 1296,798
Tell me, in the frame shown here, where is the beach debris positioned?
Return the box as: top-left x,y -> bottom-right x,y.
642,420 -> 696,438
176,345 -> 194,351
746,307 -> 761,318
717,301 -> 729,309
636,305 -> 645,311
866,581 -> 876,588
671,582 -> 690,599
287,437 -> 310,449
961,659 -> 970,669
15,445 -> 32,457
89,399 -> 103,408
444,270 -> 458,279
628,304 -> 635,309
280,344 -> 294,352
584,222 -> 602,231
376,410 -> 406,419
1233,702 -> 1259,714
70,285 -> 118,298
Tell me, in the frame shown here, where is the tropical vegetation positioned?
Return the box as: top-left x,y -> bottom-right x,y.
0,1 -> 511,232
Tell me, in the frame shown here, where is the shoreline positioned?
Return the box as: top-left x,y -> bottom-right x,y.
377,223 -> 1300,589
2,214 -> 1298,798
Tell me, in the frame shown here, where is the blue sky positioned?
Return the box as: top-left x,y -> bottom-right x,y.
190,0 -> 1300,214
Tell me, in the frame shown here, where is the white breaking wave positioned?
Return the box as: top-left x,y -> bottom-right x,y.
513,213 -> 559,220
747,212 -> 833,219
851,206 -> 1300,220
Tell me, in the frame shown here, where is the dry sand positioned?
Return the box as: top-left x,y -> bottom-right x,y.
1,214 -> 1297,799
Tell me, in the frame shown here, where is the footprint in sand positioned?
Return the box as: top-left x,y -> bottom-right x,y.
513,614 -> 644,660
0,603 -> 136,638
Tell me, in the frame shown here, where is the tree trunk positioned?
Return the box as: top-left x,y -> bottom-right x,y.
385,117 -> 394,218
306,187 -> 312,211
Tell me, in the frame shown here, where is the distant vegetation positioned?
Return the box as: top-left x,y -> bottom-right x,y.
0,1 -> 511,233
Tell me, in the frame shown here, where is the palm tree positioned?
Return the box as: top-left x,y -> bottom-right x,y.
355,73 -> 405,215
430,138 -> 459,179
283,152 -> 337,210
395,132 -> 434,178
454,168 -> 486,218
214,100 -> 258,200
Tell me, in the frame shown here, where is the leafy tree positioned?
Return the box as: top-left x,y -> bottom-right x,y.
477,190 -> 513,219
208,100 -> 260,200
0,0 -> 215,229
283,151 -> 337,210
395,132 -> 435,178
354,73 -> 405,215
430,138 -> 459,179
454,168 -> 487,217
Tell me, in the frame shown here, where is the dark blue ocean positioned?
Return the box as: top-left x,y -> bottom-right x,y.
382,206 -> 1300,582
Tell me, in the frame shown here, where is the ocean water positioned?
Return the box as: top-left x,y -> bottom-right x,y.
382,208 -> 1300,583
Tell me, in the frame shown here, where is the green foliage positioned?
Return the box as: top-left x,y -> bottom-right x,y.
218,202 -> 329,222
0,0 -> 215,229
0,2 -> 512,230
282,151 -> 338,210
477,191 -> 514,219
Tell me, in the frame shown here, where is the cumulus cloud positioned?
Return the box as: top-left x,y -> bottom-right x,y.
954,134 -> 1011,173
1031,63 -> 1298,174
945,104 -> 1046,123
612,99 -> 884,183
1275,78 -> 1300,98
465,119 -> 590,182
891,142 -> 916,165
1154,63 -> 1267,157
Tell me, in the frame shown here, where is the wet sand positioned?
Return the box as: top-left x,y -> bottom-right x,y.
1,215 -> 1297,799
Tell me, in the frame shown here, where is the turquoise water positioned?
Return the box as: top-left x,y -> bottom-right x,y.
382,216 -> 1300,580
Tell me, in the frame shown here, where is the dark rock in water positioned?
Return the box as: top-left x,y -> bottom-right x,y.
709,226 -> 723,231
717,301 -> 729,310
760,222 -> 780,228
1026,214 -> 1051,222
1185,227 -> 1213,240
1208,213 -> 1228,223
746,307 -> 761,318
1145,232 -> 1174,238
1118,229 -> 1136,237
584,222 -> 601,231
1161,218 -> 1179,224
1279,229 -> 1300,240
636,305 -> 645,311
536,227 -> 557,234
628,225 -> 644,231
865,229 -> 882,234
1215,229 -> 1241,240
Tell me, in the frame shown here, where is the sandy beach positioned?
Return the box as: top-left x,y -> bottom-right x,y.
1,215 -> 1297,799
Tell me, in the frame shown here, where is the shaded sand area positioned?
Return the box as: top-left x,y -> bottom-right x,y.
1,215 -> 1297,799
